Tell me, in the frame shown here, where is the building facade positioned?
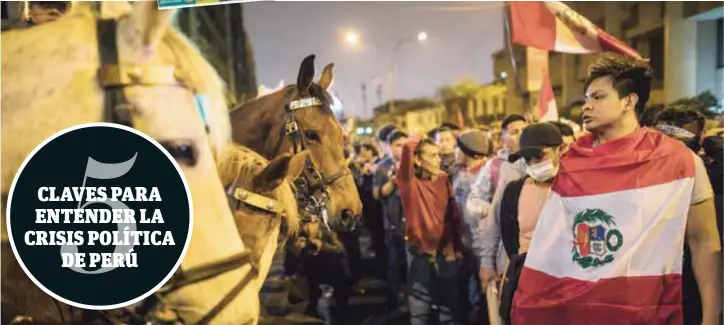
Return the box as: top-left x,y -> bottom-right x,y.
400,105 -> 446,135
469,81 -> 508,124
371,99 -> 445,135
494,1 -> 723,116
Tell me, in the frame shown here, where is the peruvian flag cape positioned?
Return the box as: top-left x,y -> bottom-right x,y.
511,128 -> 695,325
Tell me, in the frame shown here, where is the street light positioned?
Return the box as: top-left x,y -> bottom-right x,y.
388,31 -> 428,113
342,30 -> 428,116
345,31 -> 360,46
417,31 -> 428,42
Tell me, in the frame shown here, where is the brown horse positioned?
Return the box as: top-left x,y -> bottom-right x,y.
216,143 -> 306,292
229,55 -> 362,230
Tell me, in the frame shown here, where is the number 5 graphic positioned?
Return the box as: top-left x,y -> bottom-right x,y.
60,153 -> 138,274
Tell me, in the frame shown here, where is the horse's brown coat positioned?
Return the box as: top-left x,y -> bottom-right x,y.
229,57 -> 362,226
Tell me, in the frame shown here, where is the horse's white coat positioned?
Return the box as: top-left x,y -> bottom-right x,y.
1,2 -> 263,323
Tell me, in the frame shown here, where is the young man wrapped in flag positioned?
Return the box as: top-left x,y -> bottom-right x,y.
511,54 -> 722,325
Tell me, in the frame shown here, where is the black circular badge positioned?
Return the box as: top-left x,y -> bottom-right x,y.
6,123 -> 193,310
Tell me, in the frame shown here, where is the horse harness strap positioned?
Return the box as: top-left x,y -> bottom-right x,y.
270,96 -> 349,222
96,19 -> 211,133
93,19 -> 248,325
97,19 -> 133,128
230,188 -> 284,214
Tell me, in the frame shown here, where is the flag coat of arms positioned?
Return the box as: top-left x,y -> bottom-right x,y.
511,128 -> 695,325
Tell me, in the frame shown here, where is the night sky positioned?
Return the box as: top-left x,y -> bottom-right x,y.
243,1 -> 505,119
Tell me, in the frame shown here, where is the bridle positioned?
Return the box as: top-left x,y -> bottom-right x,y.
269,93 -> 352,229
6,18 -> 260,325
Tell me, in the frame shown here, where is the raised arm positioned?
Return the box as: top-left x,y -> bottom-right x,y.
398,134 -> 422,182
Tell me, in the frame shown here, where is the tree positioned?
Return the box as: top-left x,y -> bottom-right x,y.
436,76 -> 480,100
669,91 -> 720,118
174,4 -> 258,106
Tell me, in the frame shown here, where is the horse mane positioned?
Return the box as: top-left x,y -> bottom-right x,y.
159,27 -> 232,158
216,143 -> 299,235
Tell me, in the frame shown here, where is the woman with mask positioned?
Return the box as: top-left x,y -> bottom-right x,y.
491,123 -> 566,324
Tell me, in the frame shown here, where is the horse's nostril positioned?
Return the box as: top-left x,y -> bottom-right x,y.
338,210 -> 360,232
341,209 -> 355,220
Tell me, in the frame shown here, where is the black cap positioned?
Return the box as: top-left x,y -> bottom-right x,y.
508,123 -> 563,163
501,114 -> 527,131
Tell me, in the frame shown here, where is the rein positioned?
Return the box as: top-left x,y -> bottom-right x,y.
269,94 -> 350,229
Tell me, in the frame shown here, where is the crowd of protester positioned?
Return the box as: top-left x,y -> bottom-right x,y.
283,53 -> 723,325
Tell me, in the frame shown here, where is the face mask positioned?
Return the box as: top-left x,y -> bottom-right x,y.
526,159 -> 557,182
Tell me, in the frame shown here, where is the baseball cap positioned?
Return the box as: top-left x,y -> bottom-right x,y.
508,123 -> 563,163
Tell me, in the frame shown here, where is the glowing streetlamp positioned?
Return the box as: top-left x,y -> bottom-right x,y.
344,31 -> 360,46
417,31 -> 428,42
343,30 -> 429,114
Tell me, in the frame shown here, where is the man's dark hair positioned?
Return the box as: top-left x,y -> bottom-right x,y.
568,99 -> 586,109
376,124 -> 397,142
357,142 -> 378,157
386,130 -> 408,145
433,126 -> 453,138
639,105 -> 664,127
547,121 -> 575,137
414,138 -> 437,156
501,114 -> 527,132
441,122 -> 461,131
653,105 -> 706,135
584,54 -> 653,117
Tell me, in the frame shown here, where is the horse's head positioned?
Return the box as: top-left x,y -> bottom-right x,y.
284,54 -> 363,231
230,55 -> 362,232
217,143 -> 303,292
2,2 -> 256,323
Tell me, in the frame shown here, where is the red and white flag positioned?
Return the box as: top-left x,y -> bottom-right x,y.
536,69 -> 558,122
510,1 -> 642,59
512,128 -> 696,325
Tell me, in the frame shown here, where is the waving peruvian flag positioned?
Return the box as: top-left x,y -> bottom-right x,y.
510,1 -> 642,59
536,69 -> 558,122
512,128 -> 697,324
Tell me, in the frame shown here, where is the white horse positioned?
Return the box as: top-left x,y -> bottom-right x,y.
1,2 -> 293,324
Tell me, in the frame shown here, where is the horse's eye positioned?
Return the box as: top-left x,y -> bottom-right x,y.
304,130 -> 321,142
160,140 -> 198,166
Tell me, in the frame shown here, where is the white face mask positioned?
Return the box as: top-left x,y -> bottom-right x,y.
526,159 -> 557,182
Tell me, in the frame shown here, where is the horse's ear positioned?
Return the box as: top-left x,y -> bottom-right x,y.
296,55 -> 316,95
124,1 -> 176,55
100,1 -> 133,19
286,150 -> 309,181
318,63 -> 334,91
252,151 -> 309,192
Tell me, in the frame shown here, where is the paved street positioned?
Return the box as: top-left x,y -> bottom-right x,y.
259,232 -> 410,325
